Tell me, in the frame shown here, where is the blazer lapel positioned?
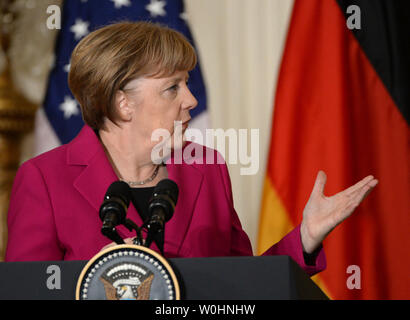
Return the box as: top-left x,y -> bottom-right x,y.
73,149 -> 145,238
73,147 -> 116,212
68,126 -> 116,212
68,126 -> 204,254
68,126 -> 145,239
165,160 -> 203,255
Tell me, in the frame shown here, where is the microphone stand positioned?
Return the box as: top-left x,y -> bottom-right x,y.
144,231 -> 164,255
141,219 -> 165,255
117,218 -> 164,255
123,219 -> 144,246
101,227 -> 125,245
100,218 -> 144,246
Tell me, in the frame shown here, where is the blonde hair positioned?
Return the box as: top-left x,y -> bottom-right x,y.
68,21 -> 197,129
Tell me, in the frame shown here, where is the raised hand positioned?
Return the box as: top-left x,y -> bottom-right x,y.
300,171 -> 378,254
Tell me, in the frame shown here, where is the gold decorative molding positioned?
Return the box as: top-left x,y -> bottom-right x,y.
0,0 -> 39,261
0,69 -> 37,133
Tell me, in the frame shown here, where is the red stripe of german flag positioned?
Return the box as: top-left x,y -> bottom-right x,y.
258,0 -> 409,299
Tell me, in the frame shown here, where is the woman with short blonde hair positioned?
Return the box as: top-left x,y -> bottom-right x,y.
6,21 -> 377,279
69,21 -> 197,130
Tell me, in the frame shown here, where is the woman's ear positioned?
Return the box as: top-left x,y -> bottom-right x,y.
114,90 -> 132,121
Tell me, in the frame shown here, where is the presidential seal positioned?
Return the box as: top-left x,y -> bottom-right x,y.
76,245 -> 180,300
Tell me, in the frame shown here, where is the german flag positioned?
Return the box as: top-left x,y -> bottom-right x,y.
258,0 -> 409,299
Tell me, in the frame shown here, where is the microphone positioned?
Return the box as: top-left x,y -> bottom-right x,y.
99,181 -> 131,244
145,179 -> 179,253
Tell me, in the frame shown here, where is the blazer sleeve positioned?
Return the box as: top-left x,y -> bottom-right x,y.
218,162 -> 326,277
5,161 -> 64,261
261,225 -> 326,277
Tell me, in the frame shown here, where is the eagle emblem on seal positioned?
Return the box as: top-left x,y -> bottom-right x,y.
99,262 -> 154,300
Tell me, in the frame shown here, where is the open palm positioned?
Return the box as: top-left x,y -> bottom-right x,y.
300,171 -> 378,253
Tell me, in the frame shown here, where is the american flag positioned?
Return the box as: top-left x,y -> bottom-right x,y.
42,0 -> 207,145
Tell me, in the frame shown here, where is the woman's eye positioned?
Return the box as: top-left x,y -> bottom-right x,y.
168,84 -> 179,91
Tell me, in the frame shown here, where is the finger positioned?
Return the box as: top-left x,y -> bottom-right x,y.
350,178 -> 378,207
311,170 -> 327,196
124,237 -> 135,244
357,179 -> 378,201
336,179 -> 378,222
344,175 -> 375,196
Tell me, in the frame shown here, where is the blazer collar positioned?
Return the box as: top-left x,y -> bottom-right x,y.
67,125 -> 203,255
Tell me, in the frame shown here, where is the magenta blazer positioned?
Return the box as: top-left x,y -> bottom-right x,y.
5,125 -> 325,276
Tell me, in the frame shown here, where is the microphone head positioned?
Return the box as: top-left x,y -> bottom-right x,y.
99,181 -> 131,223
104,181 -> 131,205
149,179 -> 179,222
154,179 -> 179,204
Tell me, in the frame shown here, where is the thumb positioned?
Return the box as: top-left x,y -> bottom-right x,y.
311,170 -> 327,197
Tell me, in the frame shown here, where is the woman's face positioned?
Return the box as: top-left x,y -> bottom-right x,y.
122,70 -> 198,151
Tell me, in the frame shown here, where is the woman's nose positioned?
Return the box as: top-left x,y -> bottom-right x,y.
182,87 -> 198,111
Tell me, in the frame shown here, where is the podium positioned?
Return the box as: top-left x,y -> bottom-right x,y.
0,256 -> 327,300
